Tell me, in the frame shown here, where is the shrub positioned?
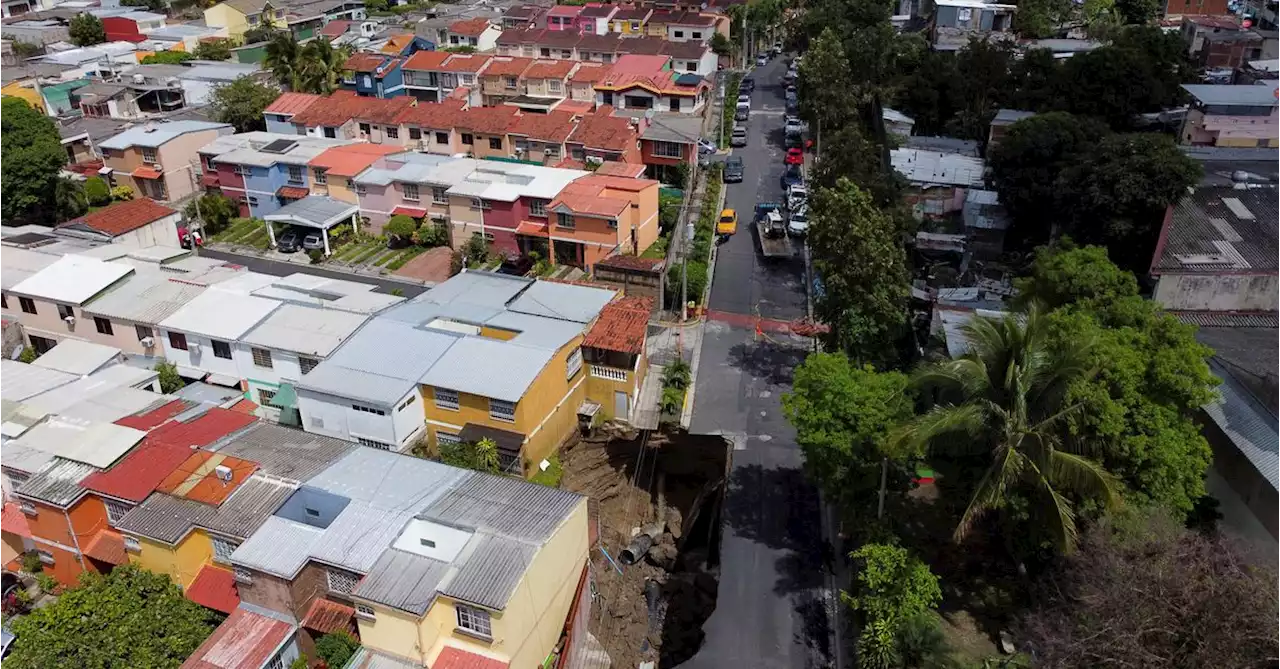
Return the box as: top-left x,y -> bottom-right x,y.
416,221 -> 448,247
307,249 -> 325,264
83,176 -> 111,206
154,361 -> 185,393
315,631 -> 359,669
384,214 -> 417,241
110,185 -> 134,201
141,51 -> 194,65
18,347 -> 37,363
844,543 -> 942,669
34,573 -> 58,595
21,552 -> 42,574
288,657 -> 309,669
389,288 -> 405,297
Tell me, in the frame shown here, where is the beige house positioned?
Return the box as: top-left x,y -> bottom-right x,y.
2,254 -> 136,355
99,120 -> 233,202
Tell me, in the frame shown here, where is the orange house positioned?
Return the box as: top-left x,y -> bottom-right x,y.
540,173 -> 660,269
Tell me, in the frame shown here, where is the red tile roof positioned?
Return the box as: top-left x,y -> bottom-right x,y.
546,4 -> 582,16
277,185 -> 310,199
157,449 -> 258,505
516,220 -> 549,235
114,399 -> 194,430
582,296 -> 653,353
508,110 -> 576,142
318,19 -> 352,38
440,53 -> 493,73
263,92 -> 324,116
454,105 -> 520,134
552,178 -> 631,217
594,254 -> 664,271
402,49 -> 452,71
568,112 -> 636,152
483,56 -> 535,77
310,143 -> 402,177
524,59 -> 576,79
59,198 -> 176,237
449,17 -> 494,36
186,565 -> 240,614
83,530 -> 127,565
181,607 -> 294,669
496,27 -> 542,45
344,51 -> 392,73
594,161 -> 647,178
381,33 -> 416,54
432,647 -> 510,669
569,62 -> 609,83
392,206 -> 429,217
84,407 -> 256,502
132,165 -> 164,180
289,91 -> 414,127
301,598 -> 355,634
1,502 -> 32,539
395,101 -> 463,128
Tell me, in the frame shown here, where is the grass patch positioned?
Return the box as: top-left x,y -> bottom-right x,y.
642,234 -> 669,259
349,244 -> 385,265
529,453 -> 562,488
333,240 -> 376,262
385,247 -> 427,271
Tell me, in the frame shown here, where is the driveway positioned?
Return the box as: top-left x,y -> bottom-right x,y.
679,55 -> 833,669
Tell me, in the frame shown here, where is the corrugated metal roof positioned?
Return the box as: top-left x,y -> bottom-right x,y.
8,254 -> 134,304
440,534 -> 536,610
1182,81 -> 1280,106
229,516 -> 324,578
201,476 -> 296,539
115,493 -> 216,543
0,247 -> 59,291
209,424 -> 355,482
506,280 -> 616,324
1151,186 -> 1278,273
484,311 -> 585,351
890,148 -> 986,188
263,196 -> 359,228
115,476 -> 294,543
2,442 -> 56,475
81,271 -> 211,324
353,549 -> 449,615
16,457 -> 98,507
344,647 -> 423,669
297,318 -> 460,405
1205,360 -> 1278,490
99,121 -> 230,150
420,471 -> 582,543
309,502 -> 417,573
1174,311 -> 1279,328
421,337 -> 555,403
180,605 -> 295,669
240,304 -> 370,357
7,416 -> 146,469
160,288 -> 281,340
0,359 -> 78,401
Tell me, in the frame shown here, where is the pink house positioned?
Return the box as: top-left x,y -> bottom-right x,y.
546,4 -> 583,31
577,4 -> 617,34
352,153 -> 480,232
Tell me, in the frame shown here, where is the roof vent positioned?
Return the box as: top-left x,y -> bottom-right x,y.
214,465 -> 233,482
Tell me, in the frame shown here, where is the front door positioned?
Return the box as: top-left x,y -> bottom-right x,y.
614,391 -> 629,421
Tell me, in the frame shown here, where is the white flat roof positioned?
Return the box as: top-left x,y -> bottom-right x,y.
8,416 -> 147,469
241,304 -> 370,357
8,254 -> 134,305
30,340 -> 122,376
159,288 -> 281,339
1,247 -> 60,291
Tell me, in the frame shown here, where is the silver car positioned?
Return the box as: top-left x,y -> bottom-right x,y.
731,127 -> 749,147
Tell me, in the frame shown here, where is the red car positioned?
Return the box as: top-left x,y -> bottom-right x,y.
785,148 -> 804,165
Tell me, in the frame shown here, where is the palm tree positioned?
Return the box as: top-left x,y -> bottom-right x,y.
264,33 -> 303,91
300,40 -> 350,95
893,306 -> 1119,553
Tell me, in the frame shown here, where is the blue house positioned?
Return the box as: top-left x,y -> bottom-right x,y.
342,52 -> 410,98
202,134 -> 351,219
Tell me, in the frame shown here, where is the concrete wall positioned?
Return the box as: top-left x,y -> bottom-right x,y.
297,385 -> 424,450
160,328 -> 248,380
129,528 -> 214,588
1153,273 -> 1278,311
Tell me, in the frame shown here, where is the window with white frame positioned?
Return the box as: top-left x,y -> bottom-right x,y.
459,74 -> 475,85
470,197 -> 489,210
434,387 -> 459,410
211,536 -> 239,564
357,437 -> 393,450
403,183 -> 420,201
651,140 -> 684,158
386,126 -> 399,139
287,165 -> 304,185
141,147 -> 157,164
327,568 -> 360,595
489,398 -> 516,422
432,186 -> 449,204
104,499 -> 133,525
456,604 -> 493,638
123,535 -> 141,552
548,79 -> 563,94
251,347 -> 273,368
504,76 -> 518,90
529,199 -> 548,217
57,303 -> 74,320
566,347 -> 583,379
355,604 -> 376,620
299,357 -> 319,375
234,165 -> 250,176
313,168 -> 328,184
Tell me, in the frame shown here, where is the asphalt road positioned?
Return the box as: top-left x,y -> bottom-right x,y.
679,56 -> 833,669
195,247 -> 430,298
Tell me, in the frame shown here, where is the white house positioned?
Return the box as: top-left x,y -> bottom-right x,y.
158,285 -> 280,387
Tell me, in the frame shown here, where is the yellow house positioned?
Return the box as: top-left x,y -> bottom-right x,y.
610,6 -> 652,34
2,82 -> 46,112
309,143 -> 403,204
204,0 -> 287,40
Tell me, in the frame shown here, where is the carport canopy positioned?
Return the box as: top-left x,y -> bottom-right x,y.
263,196 -> 358,255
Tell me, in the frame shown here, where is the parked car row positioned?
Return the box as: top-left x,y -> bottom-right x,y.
275,227 -> 325,254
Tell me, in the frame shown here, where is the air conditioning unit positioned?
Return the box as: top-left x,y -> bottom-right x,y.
214,465 -> 233,482
189,342 -> 202,354
63,315 -> 75,325
140,336 -> 155,348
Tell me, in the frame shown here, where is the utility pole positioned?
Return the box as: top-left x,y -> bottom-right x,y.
877,458 -> 887,519
679,156 -> 698,323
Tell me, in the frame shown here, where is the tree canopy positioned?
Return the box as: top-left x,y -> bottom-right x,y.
2,97 -> 70,226
209,77 -> 282,133
1018,505 -> 1278,668
141,51 -> 194,65
809,178 -> 910,363
783,354 -> 914,509
5,565 -> 220,669
845,543 -> 944,669
193,39 -> 233,61
69,13 -> 106,46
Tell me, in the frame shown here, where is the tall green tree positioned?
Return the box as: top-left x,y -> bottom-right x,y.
69,13 -> 106,46
1014,0 -> 1073,38
845,543 -> 944,669
944,39 -> 1015,140
54,177 -> 89,222
811,122 -> 903,207
193,39 -> 233,61
209,77 -> 282,132
1056,26 -> 1194,129
185,193 -> 239,235
300,39 -> 350,95
782,354 -> 914,509
894,308 -> 1121,553
264,32 -> 304,91
797,28 -> 859,132
809,178 -> 910,363
2,97 -> 68,226
1019,244 -> 1217,517
1056,133 -> 1201,266
5,565 -> 220,669
1114,0 -> 1161,24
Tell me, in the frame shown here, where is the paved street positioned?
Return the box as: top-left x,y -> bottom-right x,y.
680,56 -> 833,669
195,247 -> 430,297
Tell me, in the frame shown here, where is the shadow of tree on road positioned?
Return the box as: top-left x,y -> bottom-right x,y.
726,338 -> 807,386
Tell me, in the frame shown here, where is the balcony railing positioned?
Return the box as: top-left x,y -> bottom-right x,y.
590,365 -> 628,382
